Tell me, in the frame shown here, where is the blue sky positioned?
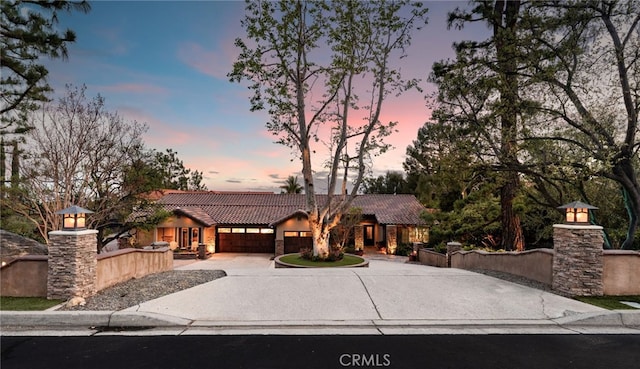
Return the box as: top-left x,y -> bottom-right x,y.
44,0 -> 488,192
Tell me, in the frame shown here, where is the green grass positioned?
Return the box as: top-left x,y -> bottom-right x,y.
279,254 -> 365,267
575,295 -> 640,310
0,296 -> 64,311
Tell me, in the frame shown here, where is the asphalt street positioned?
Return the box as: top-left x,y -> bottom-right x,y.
2,334 -> 639,369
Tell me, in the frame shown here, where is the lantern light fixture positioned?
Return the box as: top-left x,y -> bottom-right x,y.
55,205 -> 94,231
557,201 -> 598,224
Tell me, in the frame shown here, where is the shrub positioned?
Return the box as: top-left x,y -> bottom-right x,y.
395,242 -> 413,256
299,245 -> 344,261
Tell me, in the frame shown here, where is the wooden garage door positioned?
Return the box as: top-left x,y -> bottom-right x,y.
217,227 -> 275,253
284,231 -> 313,254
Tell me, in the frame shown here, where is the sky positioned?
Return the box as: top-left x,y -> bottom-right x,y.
44,0 -> 489,193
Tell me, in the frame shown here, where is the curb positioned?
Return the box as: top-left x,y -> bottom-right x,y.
552,310 -> 640,328
0,311 -> 190,329
2,311 -> 639,333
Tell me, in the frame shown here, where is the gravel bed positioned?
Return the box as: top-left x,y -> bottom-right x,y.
59,270 -> 226,311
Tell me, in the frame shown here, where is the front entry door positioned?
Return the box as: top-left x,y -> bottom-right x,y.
364,225 -> 375,246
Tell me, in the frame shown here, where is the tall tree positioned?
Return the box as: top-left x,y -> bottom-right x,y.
1,0 -> 90,135
144,149 -> 207,191
429,1 -> 526,250
229,0 -> 427,257
280,175 -> 303,194
520,1 -> 640,249
362,171 -> 409,195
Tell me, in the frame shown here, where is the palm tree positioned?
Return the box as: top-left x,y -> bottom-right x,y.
280,175 -> 303,194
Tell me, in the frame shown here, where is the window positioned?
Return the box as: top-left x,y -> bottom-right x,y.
284,231 -> 299,237
299,231 -> 311,237
260,228 -> 274,234
246,228 -> 260,233
232,228 -> 245,233
218,228 -> 231,233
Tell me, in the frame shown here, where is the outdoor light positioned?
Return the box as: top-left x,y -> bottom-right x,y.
55,205 -> 94,231
557,201 -> 598,224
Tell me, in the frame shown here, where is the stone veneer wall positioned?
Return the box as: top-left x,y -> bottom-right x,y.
354,225 -> 364,250
47,230 -> 98,300
552,224 -> 604,297
386,225 -> 397,254
275,239 -> 284,256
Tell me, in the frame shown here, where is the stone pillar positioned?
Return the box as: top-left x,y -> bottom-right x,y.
354,225 -> 364,250
47,230 -> 98,300
446,241 -> 462,267
552,224 -> 604,297
386,225 -> 397,255
275,239 -> 284,256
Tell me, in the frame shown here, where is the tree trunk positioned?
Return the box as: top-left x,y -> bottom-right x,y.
309,220 -> 330,258
501,172 -> 525,251
616,161 -> 640,250
494,0 -> 525,251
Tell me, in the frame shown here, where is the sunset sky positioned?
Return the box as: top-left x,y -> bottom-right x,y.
44,1 -> 489,193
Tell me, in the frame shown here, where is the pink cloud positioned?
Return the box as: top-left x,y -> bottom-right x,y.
117,106 -> 192,147
100,83 -> 169,96
178,42 -> 230,79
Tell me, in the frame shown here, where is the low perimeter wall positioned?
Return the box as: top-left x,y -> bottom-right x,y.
0,255 -> 48,297
418,248 -> 448,268
603,250 -> 640,295
0,248 -> 173,297
451,249 -> 554,285
96,248 -> 173,291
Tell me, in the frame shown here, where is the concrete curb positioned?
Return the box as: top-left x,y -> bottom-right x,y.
2,310 -> 639,333
0,311 -> 191,329
552,310 -> 640,328
109,311 -> 192,327
1,311 -> 112,327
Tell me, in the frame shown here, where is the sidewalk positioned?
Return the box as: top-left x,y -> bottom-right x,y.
2,255 -> 639,335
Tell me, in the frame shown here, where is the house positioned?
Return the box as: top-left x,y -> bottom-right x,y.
135,192 -> 428,255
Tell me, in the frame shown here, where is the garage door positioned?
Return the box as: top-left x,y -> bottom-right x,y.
284,231 -> 313,254
217,227 -> 275,253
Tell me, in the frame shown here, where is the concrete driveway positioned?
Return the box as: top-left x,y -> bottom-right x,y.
121,253 -> 614,334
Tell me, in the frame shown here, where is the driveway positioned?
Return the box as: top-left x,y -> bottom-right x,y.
126,253 -> 605,333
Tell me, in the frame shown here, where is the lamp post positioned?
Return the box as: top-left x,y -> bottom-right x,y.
55,205 -> 94,231
48,205 -> 98,300
557,201 -> 598,225
552,201 -> 604,296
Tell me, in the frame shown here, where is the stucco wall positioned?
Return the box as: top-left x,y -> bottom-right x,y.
276,217 -> 309,240
160,216 -> 204,228
1,249 -> 173,297
96,248 -> 173,291
603,250 -> 640,295
418,248 -> 447,268
0,256 -> 48,297
451,249 -> 554,285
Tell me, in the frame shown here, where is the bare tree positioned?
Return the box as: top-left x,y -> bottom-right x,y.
8,85 -> 147,247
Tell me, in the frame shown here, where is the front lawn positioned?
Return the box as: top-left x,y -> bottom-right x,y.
279,254 -> 365,267
575,295 -> 640,310
0,296 -> 64,311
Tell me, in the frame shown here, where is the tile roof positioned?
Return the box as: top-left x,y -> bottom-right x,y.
157,193 -> 426,226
